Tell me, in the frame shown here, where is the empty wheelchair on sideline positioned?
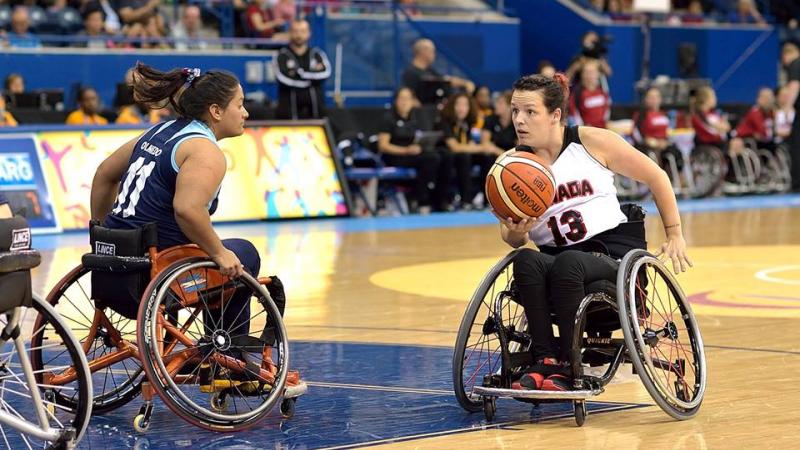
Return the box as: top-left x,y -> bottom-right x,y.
452,207 -> 706,426
32,222 -> 306,433
0,215 -> 93,448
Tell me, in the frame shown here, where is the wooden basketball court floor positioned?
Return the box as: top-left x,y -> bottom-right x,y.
22,194 -> 800,449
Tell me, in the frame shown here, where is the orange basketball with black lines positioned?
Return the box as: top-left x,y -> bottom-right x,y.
485,151 -> 556,222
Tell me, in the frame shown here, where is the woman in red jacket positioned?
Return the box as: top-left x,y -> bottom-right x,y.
733,87 -> 775,150
691,86 -> 731,147
632,87 -> 683,172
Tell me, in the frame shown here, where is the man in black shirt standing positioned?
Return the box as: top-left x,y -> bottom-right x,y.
402,39 -> 474,104
782,41 -> 800,191
274,19 -> 331,120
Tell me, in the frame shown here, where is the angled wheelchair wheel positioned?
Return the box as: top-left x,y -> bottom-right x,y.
453,250 -> 528,412
689,146 -> 726,198
32,265 -> 144,413
617,250 -> 707,420
137,259 -> 289,431
2,295 -> 92,447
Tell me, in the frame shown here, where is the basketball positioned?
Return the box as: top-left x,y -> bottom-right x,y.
485,151 -> 556,222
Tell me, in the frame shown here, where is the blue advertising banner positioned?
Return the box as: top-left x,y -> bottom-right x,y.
0,135 -> 59,232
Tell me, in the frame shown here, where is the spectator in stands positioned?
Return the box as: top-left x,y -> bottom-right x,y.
565,31 -> 613,82
117,0 -> 164,46
171,5 -> 214,50
378,87 -> 452,213
274,19 -> 330,120
7,7 -> 41,49
66,87 -> 108,125
728,0 -> 765,25
731,87 -> 775,149
775,86 -> 795,144
771,1 -> 800,44
114,83 -> 160,124
569,59 -> 611,128
680,0 -> 706,24
273,0 -> 296,23
402,39 -> 475,105
481,90 -> 516,154
245,0 -> 286,39
473,85 -> 492,129
4,74 -> 24,96
691,86 -> 731,147
0,95 -> 18,127
537,60 -> 556,78
440,92 -> 497,210
76,6 -> 113,49
606,0 -> 634,22
88,0 -> 122,35
781,41 -> 800,191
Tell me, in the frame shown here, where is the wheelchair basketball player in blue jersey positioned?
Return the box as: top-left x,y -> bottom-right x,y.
90,63 -> 302,396
495,73 -> 693,391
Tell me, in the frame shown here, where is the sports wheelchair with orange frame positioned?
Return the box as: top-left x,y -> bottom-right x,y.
32,222 -> 306,433
452,209 -> 707,426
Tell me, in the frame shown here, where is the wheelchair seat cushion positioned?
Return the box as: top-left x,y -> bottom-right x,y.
0,216 -> 32,252
88,221 -> 158,320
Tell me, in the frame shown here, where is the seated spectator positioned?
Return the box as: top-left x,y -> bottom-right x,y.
691,86 -> 731,147
440,92 -> 497,210
117,0 -> 165,46
538,60 -> 556,78
775,86 -> 795,144
731,87 -> 775,150
377,87 -> 452,213
728,0 -> 766,25
481,90 -> 516,154
245,0 -> 286,39
87,0 -> 122,35
680,0 -> 707,24
569,59 -> 611,128
274,0 -> 296,22
66,87 -> 108,125
114,84 -> 161,124
473,85 -> 493,129
402,39 -> 475,105
4,74 -> 25,96
0,95 -> 18,127
606,0 -> 634,22
7,7 -> 42,49
76,6 -> 113,49
171,5 -> 215,50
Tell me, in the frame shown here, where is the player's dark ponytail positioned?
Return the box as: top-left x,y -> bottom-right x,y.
131,62 -> 240,121
512,72 -> 570,124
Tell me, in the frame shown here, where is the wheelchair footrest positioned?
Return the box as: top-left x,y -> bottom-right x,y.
473,385 -> 603,400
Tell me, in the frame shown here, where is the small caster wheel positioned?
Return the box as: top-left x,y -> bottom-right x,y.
280,398 -> 296,418
133,414 -> 150,433
482,396 -> 496,422
211,392 -> 229,412
574,400 -> 587,427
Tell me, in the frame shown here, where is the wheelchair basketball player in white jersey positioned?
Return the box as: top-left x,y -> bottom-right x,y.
493,73 -> 693,391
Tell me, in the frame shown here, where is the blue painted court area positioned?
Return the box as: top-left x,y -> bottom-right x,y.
44,342 -> 644,450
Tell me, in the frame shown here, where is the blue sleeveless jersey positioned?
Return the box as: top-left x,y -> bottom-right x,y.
104,119 -> 219,249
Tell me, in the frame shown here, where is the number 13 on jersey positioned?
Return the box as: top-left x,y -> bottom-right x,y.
547,209 -> 588,246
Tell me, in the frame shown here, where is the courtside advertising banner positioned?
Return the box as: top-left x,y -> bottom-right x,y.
0,122 -> 350,231
0,134 -> 59,232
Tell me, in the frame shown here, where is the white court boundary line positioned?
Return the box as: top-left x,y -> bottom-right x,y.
755,265 -> 800,285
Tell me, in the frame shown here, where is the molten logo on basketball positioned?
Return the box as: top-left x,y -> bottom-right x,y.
510,182 -> 542,213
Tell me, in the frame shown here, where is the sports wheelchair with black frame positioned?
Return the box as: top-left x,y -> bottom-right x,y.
452,207 -> 707,426
0,215 -> 93,449
31,221 -> 306,433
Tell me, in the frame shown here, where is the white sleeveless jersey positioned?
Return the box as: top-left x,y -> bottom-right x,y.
528,126 -> 626,248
